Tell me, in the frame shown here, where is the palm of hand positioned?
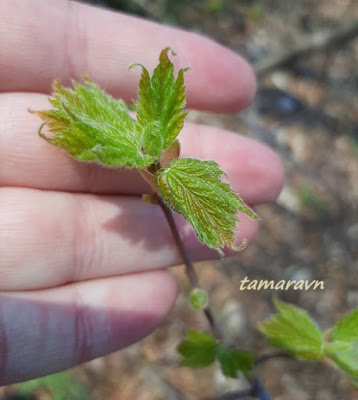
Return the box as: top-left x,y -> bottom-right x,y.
0,0 -> 283,385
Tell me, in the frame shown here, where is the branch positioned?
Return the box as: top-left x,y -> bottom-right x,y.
255,20 -> 358,76
159,201 -> 225,342
159,201 -> 273,399
255,351 -> 291,365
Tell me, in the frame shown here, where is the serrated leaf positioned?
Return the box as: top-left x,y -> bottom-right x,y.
141,121 -> 163,158
132,47 -> 188,152
216,345 -> 256,378
325,340 -> 358,388
177,330 -> 217,368
258,298 -> 324,360
154,158 -> 258,254
31,78 -> 157,168
330,308 -> 358,342
324,308 -> 358,388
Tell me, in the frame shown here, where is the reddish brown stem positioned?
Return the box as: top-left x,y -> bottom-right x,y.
159,201 -> 224,342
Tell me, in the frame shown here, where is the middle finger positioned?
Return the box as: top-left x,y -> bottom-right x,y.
0,93 -> 283,205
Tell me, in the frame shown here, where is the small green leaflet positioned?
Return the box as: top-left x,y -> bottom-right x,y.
258,298 -> 324,361
259,302 -> 358,387
216,345 -> 256,378
31,48 -> 188,168
131,47 -> 189,154
177,330 -> 217,368
31,78 -> 157,168
154,158 -> 257,254
325,341 -> 358,388
324,308 -> 358,387
177,331 -> 256,378
329,308 -> 358,342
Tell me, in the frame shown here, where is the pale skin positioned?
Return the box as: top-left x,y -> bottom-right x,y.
0,0 -> 284,385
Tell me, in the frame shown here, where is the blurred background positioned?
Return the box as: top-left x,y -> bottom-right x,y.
1,0 -> 358,398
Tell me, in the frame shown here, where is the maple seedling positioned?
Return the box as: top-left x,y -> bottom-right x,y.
30,47 -> 257,255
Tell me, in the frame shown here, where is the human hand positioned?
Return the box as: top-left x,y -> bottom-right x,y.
0,0 -> 284,385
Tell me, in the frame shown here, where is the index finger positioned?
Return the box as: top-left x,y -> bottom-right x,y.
0,0 -> 256,112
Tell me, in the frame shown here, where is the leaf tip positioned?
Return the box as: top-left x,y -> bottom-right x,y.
28,109 -> 50,138
52,79 -> 62,92
162,46 -> 176,57
28,107 -> 39,117
128,62 -> 143,71
231,238 -> 248,252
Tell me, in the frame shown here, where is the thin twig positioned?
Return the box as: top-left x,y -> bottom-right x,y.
159,201 -> 273,399
255,351 -> 291,366
159,202 -> 198,286
159,201 -> 225,341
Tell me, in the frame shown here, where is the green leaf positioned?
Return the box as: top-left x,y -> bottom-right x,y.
216,345 -> 256,378
330,308 -> 358,342
325,340 -> 358,388
258,298 -> 324,360
141,121 -> 162,158
189,288 -> 209,310
131,47 -> 189,152
31,78 -> 157,168
323,308 -> 358,387
177,330 -> 217,368
154,158 -> 258,254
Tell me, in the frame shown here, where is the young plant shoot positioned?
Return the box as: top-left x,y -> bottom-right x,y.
30,48 -> 358,392
31,48 -> 257,255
